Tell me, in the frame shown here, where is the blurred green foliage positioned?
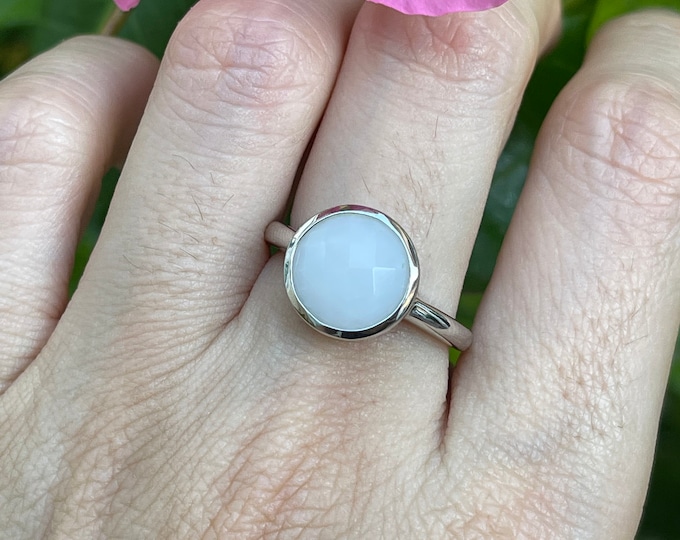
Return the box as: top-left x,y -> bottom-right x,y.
0,0 -> 679,536
588,0 -> 680,40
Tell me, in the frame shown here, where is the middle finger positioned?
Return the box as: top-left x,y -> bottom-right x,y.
60,0 -> 363,355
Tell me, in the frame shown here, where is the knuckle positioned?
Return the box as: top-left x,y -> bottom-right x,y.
0,38 -> 110,165
0,89 -> 86,175
557,77 -> 680,246
361,6 -> 539,99
164,1 -> 329,114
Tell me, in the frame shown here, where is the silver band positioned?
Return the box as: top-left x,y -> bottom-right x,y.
265,220 -> 472,351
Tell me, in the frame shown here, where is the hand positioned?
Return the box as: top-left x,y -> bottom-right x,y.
1,1 -> 678,537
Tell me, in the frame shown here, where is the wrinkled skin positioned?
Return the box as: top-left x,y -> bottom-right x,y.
1,1 -> 679,538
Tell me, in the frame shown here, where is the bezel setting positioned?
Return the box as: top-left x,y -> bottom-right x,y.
283,205 -> 420,340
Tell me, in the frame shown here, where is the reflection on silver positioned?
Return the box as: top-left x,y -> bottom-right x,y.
409,299 -> 472,351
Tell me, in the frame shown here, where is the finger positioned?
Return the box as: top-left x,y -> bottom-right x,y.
25,4 -> 377,531
255,0 -> 560,441
292,0 -> 561,316
448,11 -> 680,536
207,0 -> 563,517
64,0 -> 364,348
0,37 -> 158,392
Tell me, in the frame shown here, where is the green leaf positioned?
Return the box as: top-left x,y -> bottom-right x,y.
449,292 -> 483,366
69,167 -> 120,293
29,0 -> 195,62
119,0 -> 195,58
31,0 -> 111,54
0,0 -> 42,28
639,390 -> 680,537
0,28 -> 33,77
670,334 -> 680,398
588,0 -> 680,43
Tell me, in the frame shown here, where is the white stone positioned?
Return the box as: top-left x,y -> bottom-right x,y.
291,212 -> 411,332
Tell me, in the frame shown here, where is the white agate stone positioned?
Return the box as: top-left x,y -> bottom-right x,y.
291,212 -> 411,332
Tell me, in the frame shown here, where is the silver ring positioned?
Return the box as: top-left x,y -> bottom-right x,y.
265,205 -> 472,351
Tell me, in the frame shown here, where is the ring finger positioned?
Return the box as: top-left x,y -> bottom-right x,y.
258,0 -> 561,415
293,0 -> 560,312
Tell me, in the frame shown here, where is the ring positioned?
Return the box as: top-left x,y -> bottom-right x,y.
265,205 -> 473,351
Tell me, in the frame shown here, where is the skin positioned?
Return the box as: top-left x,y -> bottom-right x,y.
0,0 -> 678,537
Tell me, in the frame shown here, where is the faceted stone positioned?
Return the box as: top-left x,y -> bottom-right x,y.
291,212 -> 411,332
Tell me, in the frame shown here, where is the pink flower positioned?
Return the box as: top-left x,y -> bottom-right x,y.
113,0 -> 140,11
367,0 -> 509,16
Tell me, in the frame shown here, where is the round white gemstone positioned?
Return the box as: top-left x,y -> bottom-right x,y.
291,212 -> 411,332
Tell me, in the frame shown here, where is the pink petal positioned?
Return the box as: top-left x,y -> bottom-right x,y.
113,0 -> 140,12
367,0 -> 509,16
